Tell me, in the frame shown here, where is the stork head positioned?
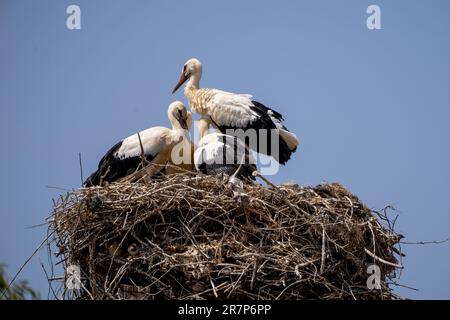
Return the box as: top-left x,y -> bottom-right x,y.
168,101 -> 190,130
172,58 -> 202,94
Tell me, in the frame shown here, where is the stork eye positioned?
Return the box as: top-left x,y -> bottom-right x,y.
183,65 -> 191,77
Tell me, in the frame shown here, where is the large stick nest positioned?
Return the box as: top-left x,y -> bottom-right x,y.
50,173 -> 403,300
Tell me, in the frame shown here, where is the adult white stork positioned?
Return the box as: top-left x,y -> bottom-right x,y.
84,101 -> 192,186
194,118 -> 257,181
172,58 -> 299,165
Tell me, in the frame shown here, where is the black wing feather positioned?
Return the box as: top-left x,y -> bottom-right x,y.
210,100 -> 295,165
84,140 -> 157,187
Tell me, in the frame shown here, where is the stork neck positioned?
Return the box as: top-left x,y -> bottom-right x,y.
197,117 -> 210,140
168,113 -> 181,130
185,73 -> 201,91
184,85 -> 197,103
171,122 -> 183,130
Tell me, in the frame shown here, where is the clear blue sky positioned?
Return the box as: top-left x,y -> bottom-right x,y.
1,0 -> 449,299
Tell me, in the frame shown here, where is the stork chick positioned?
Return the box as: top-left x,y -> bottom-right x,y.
194,117 -> 256,182
84,101 -> 192,186
173,58 -> 299,165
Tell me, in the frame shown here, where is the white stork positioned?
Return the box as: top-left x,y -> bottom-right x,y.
84,101 -> 192,186
172,58 -> 299,165
164,111 -> 196,175
194,118 -> 257,181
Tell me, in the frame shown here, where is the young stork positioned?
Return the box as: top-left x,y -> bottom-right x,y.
84,101 -> 192,186
194,118 -> 256,181
164,112 -> 195,175
172,58 -> 299,165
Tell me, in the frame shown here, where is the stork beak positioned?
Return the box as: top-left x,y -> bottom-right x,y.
172,72 -> 189,94
179,118 -> 188,130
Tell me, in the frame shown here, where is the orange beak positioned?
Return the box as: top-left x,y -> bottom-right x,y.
172,72 -> 189,94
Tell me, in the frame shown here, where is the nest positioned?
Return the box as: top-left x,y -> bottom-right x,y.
49,173 -> 403,300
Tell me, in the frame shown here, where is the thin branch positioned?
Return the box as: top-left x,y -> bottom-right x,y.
364,248 -> 403,269
320,226 -> 326,274
401,237 -> 450,245
137,132 -> 150,169
79,152 -> 84,186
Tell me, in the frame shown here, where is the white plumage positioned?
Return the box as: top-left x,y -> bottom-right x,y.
210,91 -> 259,128
114,126 -> 171,160
195,133 -> 256,167
193,118 -> 256,181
